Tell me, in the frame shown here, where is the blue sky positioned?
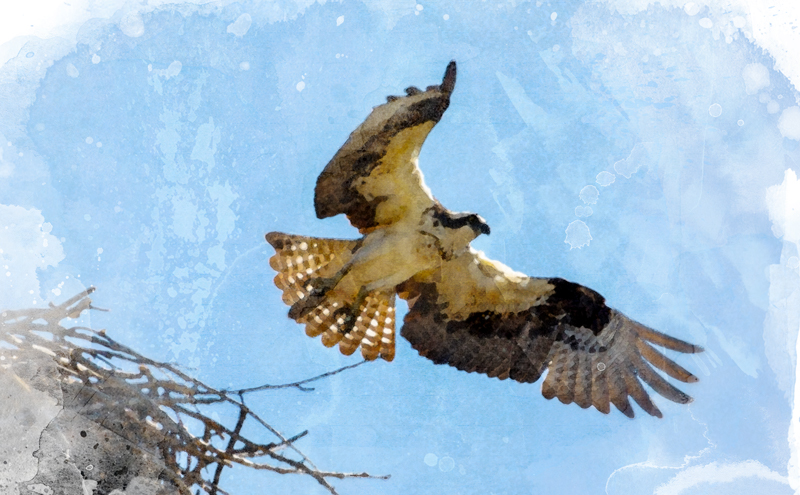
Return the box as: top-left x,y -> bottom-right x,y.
2,0 -> 800,493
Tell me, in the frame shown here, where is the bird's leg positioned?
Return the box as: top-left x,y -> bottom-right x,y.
332,286 -> 369,337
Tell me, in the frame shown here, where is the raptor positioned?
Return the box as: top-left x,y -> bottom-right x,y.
265,61 -> 702,418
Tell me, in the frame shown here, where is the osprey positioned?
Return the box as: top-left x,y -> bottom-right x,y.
266,61 -> 702,418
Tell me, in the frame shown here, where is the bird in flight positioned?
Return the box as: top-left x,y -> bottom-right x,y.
266,61 -> 702,418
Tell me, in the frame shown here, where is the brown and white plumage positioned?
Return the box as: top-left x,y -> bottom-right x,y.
266,61 -> 702,418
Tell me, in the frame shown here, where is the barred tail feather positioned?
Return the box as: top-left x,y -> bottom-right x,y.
266,232 -> 396,361
266,232 -> 358,306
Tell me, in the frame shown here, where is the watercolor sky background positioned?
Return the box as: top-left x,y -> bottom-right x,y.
2,0 -> 800,494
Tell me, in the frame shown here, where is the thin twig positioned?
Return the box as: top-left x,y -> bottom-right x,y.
232,360 -> 370,394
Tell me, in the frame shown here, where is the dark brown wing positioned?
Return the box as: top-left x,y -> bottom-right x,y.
397,249 -> 703,418
314,61 -> 456,232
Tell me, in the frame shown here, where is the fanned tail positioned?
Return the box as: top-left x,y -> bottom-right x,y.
265,232 -> 396,361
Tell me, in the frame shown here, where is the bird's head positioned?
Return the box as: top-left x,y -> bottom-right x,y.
430,206 -> 491,244
468,214 -> 491,237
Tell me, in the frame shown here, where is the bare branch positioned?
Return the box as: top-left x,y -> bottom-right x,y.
1,288 -> 390,494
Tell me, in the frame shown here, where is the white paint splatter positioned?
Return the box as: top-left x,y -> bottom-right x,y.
439,456 -> 455,472
596,171 -> 615,186
708,103 -> 722,117
579,185 -> 599,204
164,61 -> 182,79
424,453 -> 438,466
565,220 -> 592,249
119,11 -> 144,38
336,15 -> 345,26
698,17 -> 713,29
296,81 -> 305,92
91,54 -> 100,64
227,14 -> 252,37
683,3 -> 700,16
575,205 -> 593,217
614,142 -> 653,179
190,117 -> 221,172
66,63 -> 79,78
778,107 -> 800,141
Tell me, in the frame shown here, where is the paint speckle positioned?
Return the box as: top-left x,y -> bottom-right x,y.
738,120 -> 744,126
85,137 -> 93,144
550,12 -> 557,21
92,54 -> 101,64
439,456 -> 455,472
337,15 -> 345,26
565,220 -> 592,249
296,81 -> 306,92
26,51 -> 34,58
84,214 -> 91,221
240,61 -> 250,71
424,453 -> 438,466
443,14 -> 449,20
778,107 -> 800,140
596,171 -> 615,186
709,103 -> 722,117
416,4 -> 424,11
699,17 -> 713,29
66,63 -> 79,78
575,206 -> 593,217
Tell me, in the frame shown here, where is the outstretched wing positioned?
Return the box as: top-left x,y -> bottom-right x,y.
314,61 -> 457,233
397,249 -> 703,418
